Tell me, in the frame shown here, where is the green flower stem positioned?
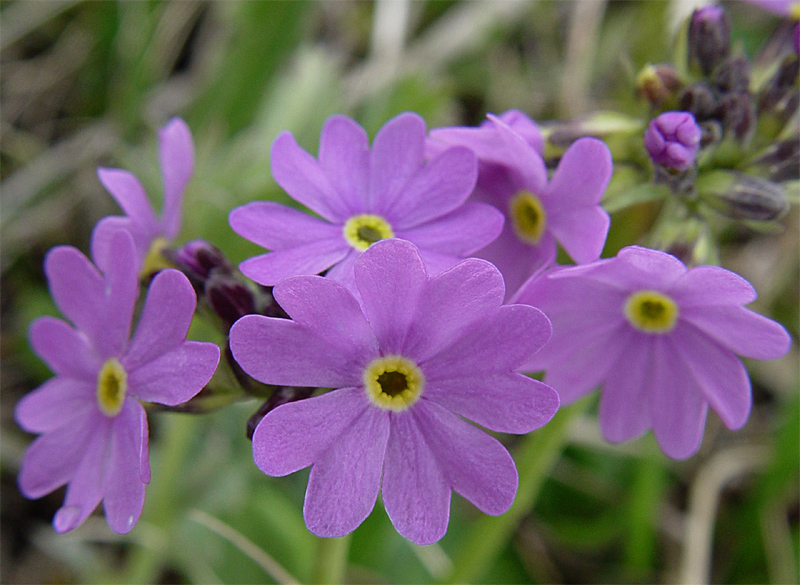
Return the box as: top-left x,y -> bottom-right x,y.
444,397 -> 591,584
310,533 -> 351,585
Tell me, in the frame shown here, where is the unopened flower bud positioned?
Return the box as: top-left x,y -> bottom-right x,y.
758,55 -> 799,115
166,240 -> 233,292
637,64 -> 682,105
688,5 -> 732,75
644,111 -> 702,171
699,170 -> 789,221
679,83 -> 719,120
712,54 -> 751,93
752,138 -> 800,182
717,92 -> 756,142
206,272 -> 257,328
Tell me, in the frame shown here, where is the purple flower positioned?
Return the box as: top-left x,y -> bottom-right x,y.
229,239 -> 559,544
743,0 -> 800,17
644,112 -> 702,172
94,118 -> 194,274
16,230 -> 220,533
513,246 -> 791,459
228,113 -> 504,295
688,5 -> 731,75
429,113 -> 612,300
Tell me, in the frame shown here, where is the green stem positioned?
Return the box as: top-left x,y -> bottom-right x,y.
310,534 -> 351,585
444,397 -> 591,584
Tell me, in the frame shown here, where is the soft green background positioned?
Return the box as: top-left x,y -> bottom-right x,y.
1,1 -> 797,583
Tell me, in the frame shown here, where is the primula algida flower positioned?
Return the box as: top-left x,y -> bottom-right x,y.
229,239 -> 559,544
428,112 -> 613,300
16,230 -> 219,533
228,112 -> 504,295
513,246 -> 791,459
94,118 -> 194,275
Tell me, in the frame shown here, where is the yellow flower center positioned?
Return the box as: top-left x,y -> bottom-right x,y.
790,2 -> 800,21
96,358 -> 128,417
624,290 -> 679,334
142,236 -> 172,277
342,214 -> 394,251
509,191 -> 547,244
363,355 -> 424,411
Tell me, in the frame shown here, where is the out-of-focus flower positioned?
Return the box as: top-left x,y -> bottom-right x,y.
16,230 -> 220,533
230,239 -> 559,544
644,112 -> 702,171
229,113 -> 503,295
744,0 -> 800,18
94,118 -> 194,276
513,246 -> 791,459
688,5 -> 732,75
429,114 -> 612,299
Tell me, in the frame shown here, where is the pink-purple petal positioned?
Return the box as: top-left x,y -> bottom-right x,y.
91,215 -> 151,272
303,407 -> 389,538
158,118 -> 194,239
650,337 -> 708,460
230,315 -> 363,388
14,377 -> 95,434
540,322 -> 630,404
680,305 -> 791,360
416,401 -> 518,515
44,246 -> 106,343
424,373 -> 559,434
395,202 -> 504,257
485,114 -> 548,190
368,113 -> 426,210
318,115 -> 370,211
229,201 -> 342,250
53,420 -> 112,532
253,387 -> 370,477
17,414 -> 96,498
28,317 -> 100,380
273,276 -> 379,358
548,205 -> 610,264
103,401 -> 148,534
422,304 -> 551,379
544,138 -> 612,212
381,413 -> 451,545
598,334 -> 654,443
353,239 -> 427,354
672,323 -> 752,430
238,238 -> 349,286
92,230 -> 139,359
403,258 -> 505,362
271,131 -> 351,222
385,146 -> 477,228
669,265 -> 757,306
96,168 -> 159,234
123,269 -> 198,372
127,341 -> 219,406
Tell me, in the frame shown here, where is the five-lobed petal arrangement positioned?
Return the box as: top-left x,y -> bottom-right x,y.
229,239 -> 560,544
513,245 -> 791,459
94,118 -> 195,275
228,112 -> 504,295
428,112 -> 614,299
15,230 -> 220,533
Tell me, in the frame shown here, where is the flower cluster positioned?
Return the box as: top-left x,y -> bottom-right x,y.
16,8 -> 793,544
